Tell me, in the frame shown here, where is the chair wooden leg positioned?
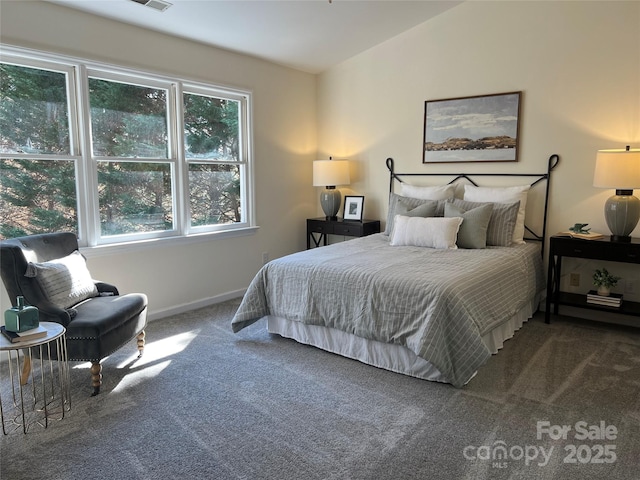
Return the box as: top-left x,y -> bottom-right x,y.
20,353 -> 31,386
137,330 -> 145,358
90,361 -> 102,396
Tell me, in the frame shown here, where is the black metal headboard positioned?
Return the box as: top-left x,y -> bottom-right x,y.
386,154 -> 560,257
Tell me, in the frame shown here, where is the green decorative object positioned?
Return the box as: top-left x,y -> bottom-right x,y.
569,223 -> 591,234
4,296 -> 39,333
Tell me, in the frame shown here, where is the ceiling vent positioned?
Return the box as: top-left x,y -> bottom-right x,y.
130,0 -> 172,12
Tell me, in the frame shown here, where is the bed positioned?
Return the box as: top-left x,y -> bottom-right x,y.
232,155 -> 560,387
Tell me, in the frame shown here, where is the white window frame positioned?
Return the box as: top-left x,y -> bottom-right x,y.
0,45 -> 256,252
181,83 -> 252,236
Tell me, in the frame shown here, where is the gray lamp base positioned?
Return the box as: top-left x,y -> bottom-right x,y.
604,191 -> 640,241
320,188 -> 341,221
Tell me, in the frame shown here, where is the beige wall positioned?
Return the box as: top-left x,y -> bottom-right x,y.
317,0 -> 640,302
0,1 -> 317,318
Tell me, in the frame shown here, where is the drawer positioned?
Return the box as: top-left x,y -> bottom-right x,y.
308,221 -> 333,234
607,246 -> 640,264
552,239 -> 603,258
551,237 -> 640,263
333,223 -> 362,236
362,221 -> 381,236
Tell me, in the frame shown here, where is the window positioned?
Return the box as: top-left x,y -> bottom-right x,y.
0,61 -> 80,238
0,47 -> 253,247
183,90 -> 244,229
89,78 -> 169,159
88,74 -> 174,239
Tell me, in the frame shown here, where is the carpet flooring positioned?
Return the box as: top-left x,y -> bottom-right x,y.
1,299 -> 639,480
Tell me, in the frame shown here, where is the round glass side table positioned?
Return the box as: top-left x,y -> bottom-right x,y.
0,321 -> 71,434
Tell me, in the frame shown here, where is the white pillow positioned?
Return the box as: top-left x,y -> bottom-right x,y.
463,185 -> 530,244
390,215 -> 462,249
400,183 -> 456,201
25,250 -> 98,309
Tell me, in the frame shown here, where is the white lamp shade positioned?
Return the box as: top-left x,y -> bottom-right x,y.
593,148 -> 640,189
313,160 -> 350,187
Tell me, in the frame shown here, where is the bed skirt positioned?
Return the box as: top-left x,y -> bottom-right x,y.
266,291 -> 543,385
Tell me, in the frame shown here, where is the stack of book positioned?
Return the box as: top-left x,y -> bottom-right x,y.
1,324 -> 47,343
586,290 -> 623,308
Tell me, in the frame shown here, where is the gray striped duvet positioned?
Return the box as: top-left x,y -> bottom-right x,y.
232,233 -> 544,387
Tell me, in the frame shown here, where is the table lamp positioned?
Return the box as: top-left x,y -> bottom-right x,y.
313,158 -> 350,220
593,145 -> 640,241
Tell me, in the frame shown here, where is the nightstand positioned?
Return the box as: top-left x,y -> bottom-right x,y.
307,217 -> 381,249
545,235 -> 640,325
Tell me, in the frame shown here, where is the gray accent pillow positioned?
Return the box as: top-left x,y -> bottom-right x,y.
444,202 -> 493,249
384,193 -> 438,235
24,250 -> 98,309
452,198 -> 519,247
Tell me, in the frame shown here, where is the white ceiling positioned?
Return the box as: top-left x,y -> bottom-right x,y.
47,0 -> 462,73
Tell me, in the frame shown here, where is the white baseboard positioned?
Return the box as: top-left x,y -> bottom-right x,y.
146,289 -> 246,322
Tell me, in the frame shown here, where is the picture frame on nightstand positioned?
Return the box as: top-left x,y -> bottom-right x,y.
343,196 -> 364,221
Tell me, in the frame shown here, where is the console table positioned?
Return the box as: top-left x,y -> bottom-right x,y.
0,322 -> 71,434
545,235 -> 640,325
307,218 -> 381,249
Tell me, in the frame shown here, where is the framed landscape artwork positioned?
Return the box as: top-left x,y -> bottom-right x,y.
423,91 -> 521,163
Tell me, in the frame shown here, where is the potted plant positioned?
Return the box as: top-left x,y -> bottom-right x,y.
592,268 -> 621,296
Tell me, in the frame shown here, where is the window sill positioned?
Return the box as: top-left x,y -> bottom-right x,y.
81,226 -> 259,258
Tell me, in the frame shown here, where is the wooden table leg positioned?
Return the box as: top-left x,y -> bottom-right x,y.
19,352 -> 31,386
